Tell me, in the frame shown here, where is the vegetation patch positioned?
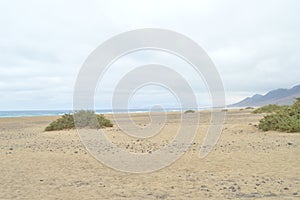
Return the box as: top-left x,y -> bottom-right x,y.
45,110 -> 113,131
252,104 -> 288,114
184,109 -> 195,114
256,98 -> 300,132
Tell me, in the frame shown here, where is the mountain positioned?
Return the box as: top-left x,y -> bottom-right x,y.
229,84 -> 300,107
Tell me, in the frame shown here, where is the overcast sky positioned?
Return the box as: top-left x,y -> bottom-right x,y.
0,0 -> 299,110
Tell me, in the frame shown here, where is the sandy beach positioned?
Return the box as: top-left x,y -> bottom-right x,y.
0,109 -> 299,199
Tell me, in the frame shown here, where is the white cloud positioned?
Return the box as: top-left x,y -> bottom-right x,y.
0,0 -> 299,109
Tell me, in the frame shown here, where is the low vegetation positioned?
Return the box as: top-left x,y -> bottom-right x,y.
252,104 -> 288,114
256,98 -> 300,132
184,109 -> 195,114
45,110 -> 113,131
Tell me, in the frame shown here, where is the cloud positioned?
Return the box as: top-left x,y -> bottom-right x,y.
0,0 -> 299,109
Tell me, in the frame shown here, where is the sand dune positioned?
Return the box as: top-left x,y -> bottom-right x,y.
0,110 -> 299,199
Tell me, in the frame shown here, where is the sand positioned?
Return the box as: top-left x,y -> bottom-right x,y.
0,110 -> 299,199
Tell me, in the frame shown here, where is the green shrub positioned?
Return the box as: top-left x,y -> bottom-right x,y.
97,114 -> 113,128
245,107 -> 254,110
184,109 -> 195,114
257,98 -> 300,132
45,114 -> 74,131
252,104 -> 288,114
73,110 -> 99,129
45,110 -> 113,131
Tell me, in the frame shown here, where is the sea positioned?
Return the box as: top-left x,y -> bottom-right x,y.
0,108 -> 196,118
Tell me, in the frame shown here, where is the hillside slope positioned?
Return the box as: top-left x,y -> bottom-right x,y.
229,84 -> 300,107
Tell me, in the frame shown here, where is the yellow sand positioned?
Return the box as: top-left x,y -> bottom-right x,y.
0,110 -> 299,199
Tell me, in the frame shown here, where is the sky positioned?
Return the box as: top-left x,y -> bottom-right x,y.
0,0 -> 299,110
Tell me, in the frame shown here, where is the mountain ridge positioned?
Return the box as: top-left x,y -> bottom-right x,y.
229,84 -> 300,107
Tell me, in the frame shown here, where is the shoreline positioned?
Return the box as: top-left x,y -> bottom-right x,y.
0,107 -> 247,119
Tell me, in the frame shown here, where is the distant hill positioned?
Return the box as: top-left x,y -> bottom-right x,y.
229,84 -> 300,107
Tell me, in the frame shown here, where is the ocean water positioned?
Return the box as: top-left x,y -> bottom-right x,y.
0,108 -> 192,118
0,110 -> 72,118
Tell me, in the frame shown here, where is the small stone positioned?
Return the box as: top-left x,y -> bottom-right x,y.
283,187 -> 289,190
293,192 -> 298,195
229,186 -> 236,192
9,147 -> 13,150
287,142 -> 293,145
74,151 -> 78,154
